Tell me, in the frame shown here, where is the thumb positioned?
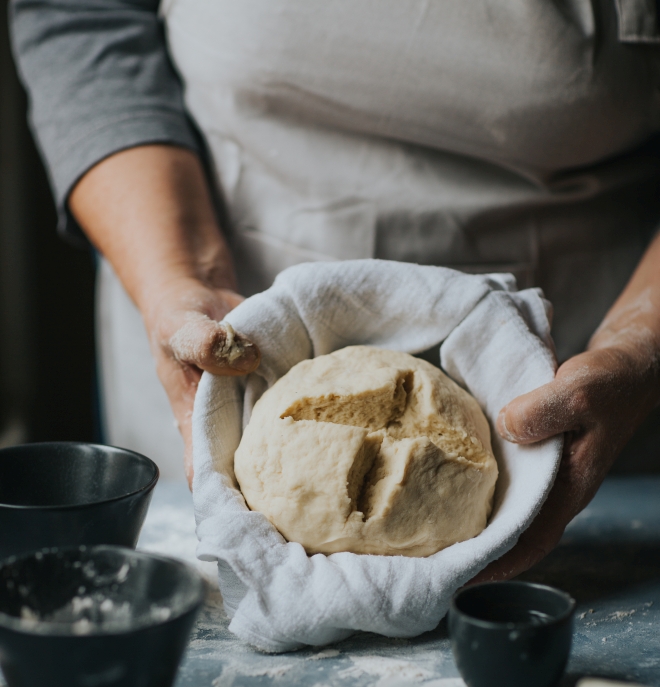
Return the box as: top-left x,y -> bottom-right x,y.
168,314 -> 260,375
497,377 -> 583,445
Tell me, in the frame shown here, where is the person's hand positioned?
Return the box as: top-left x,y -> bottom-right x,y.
142,276 -> 260,486
470,334 -> 660,584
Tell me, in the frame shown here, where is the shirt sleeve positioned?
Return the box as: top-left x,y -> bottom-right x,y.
9,0 -> 201,244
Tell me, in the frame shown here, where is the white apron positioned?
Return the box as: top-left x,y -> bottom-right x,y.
99,0 -> 660,480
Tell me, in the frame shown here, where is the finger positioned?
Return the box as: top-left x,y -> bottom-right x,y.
497,377 -> 585,445
181,418 -> 194,490
154,354 -> 198,488
170,396 -> 194,489
168,314 -> 260,375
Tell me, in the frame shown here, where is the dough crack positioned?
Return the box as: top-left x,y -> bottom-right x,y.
346,433 -> 382,522
281,370 -> 413,431
280,370 -> 415,523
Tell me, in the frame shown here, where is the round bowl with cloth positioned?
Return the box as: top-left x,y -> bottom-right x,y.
192,260 -> 562,652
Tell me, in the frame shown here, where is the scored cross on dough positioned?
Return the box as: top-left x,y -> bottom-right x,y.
233,346 -> 498,557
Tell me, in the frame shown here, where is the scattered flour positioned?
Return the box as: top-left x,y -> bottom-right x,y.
19,607 -> 39,623
243,664 -> 294,678
71,596 -> 94,614
307,649 -> 340,660
16,594 -> 172,635
71,618 -> 93,636
115,563 -> 130,583
149,606 -> 172,622
607,610 -> 636,621
338,655 -> 433,686
580,608 -> 640,625
212,663 -> 294,685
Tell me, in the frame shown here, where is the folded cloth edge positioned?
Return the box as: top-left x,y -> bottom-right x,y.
192,261 -> 563,652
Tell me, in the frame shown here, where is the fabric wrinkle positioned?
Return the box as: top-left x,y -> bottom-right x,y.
192,260 -> 562,651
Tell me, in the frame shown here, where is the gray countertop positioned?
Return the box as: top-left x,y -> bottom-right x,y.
136,476 -> 660,687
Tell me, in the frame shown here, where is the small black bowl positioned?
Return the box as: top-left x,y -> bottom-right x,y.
0,442 -> 159,559
449,581 -> 576,687
0,545 -> 206,687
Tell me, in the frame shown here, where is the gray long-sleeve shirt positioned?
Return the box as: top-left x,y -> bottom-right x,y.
9,0 -> 198,243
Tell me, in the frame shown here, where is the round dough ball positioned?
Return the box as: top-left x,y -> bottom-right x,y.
234,346 -> 498,557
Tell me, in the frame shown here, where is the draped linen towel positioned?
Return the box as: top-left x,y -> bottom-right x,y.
192,260 -> 563,652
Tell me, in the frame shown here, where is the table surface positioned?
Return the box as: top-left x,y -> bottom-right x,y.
135,476 -> 660,687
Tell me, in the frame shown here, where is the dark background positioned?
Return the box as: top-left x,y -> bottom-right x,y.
0,0 -> 96,448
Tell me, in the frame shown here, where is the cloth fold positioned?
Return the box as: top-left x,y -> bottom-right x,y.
192,260 -> 562,652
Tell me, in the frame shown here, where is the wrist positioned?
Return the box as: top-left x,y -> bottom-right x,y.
131,224 -> 239,314
140,272 -> 240,334
587,327 -> 660,412
589,321 -> 660,372
589,286 -> 660,356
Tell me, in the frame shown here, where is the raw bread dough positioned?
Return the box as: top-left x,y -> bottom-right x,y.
234,346 -> 498,557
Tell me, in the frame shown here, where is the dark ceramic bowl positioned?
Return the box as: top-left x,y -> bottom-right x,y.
0,442 -> 159,559
0,545 -> 206,687
449,581 -> 575,687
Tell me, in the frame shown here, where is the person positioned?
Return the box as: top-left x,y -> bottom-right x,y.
9,0 -> 660,582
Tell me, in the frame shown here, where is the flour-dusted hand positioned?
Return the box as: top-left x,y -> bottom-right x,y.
472,233 -> 660,583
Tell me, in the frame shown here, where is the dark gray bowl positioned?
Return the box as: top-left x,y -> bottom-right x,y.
0,545 -> 206,687
449,581 -> 575,687
0,442 -> 159,559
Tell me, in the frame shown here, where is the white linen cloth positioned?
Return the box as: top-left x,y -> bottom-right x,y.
192,260 -> 563,652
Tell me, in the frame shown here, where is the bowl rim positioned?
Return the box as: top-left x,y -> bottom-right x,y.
0,442 -> 159,511
0,545 -> 207,637
450,580 -> 576,630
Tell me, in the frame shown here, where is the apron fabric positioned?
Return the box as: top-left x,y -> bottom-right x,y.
99,0 -> 660,479
158,0 -> 660,360
97,259 -> 186,481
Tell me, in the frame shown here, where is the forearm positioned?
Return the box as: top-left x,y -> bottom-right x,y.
70,143 -> 255,484
487,228 -> 660,582
589,230 -> 660,388
69,144 -> 238,316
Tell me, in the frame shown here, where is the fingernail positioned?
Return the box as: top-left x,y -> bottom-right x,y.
497,408 -> 517,442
